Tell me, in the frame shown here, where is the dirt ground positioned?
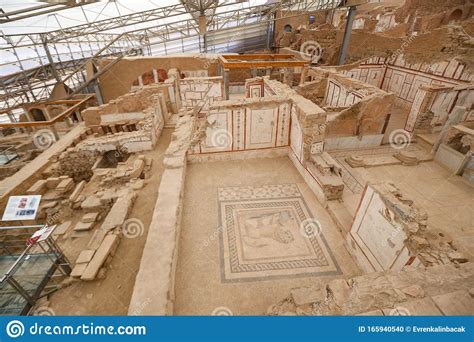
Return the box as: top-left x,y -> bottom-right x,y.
46,128 -> 172,315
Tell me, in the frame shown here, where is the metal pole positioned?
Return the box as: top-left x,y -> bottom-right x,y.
7,277 -> 35,305
330,0 -> 336,25
41,36 -> 62,83
337,6 -> 357,65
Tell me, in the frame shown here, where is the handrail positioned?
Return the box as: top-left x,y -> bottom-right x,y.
0,94 -> 95,128
0,225 -> 44,231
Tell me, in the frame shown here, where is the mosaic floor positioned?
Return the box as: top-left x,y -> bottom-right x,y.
175,157 -> 362,314
218,184 -> 341,282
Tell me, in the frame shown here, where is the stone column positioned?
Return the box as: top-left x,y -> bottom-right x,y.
168,68 -> 182,110
223,68 -> 230,100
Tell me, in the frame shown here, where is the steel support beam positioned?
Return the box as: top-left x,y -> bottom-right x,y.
337,5 -> 356,65
41,39 -> 62,83
0,0 -> 344,112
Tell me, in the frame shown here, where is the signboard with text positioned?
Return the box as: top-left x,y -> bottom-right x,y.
2,195 -> 41,221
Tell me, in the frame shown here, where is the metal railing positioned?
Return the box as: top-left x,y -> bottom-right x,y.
0,225 -> 71,315
0,145 -> 19,165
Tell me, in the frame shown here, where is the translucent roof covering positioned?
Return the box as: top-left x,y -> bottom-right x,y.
0,0 -> 340,113
0,0 -> 275,76
0,0 -> 274,36
1,1 -> 184,35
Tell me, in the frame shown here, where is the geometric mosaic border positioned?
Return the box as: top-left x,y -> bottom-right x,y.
218,183 -> 342,283
218,183 -> 300,201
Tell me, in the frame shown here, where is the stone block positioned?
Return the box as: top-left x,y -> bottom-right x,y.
76,249 -> 96,264
100,192 -> 136,231
40,201 -> 57,210
69,180 -> 86,203
81,234 -> 119,281
129,159 -> 145,178
401,285 -> 425,298
97,189 -> 117,202
87,229 -> 107,251
81,195 -> 103,210
42,191 -> 63,201
53,221 -> 72,236
74,221 -> 94,232
81,212 -> 99,223
447,251 -> 468,263
56,178 -> 74,193
132,179 -> 145,190
46,177 -> 61,189
71,263 -> 88,278
27,180 -> 48,195
327,278 -> 351,306
123,141 -> 153,153
291,286 -> 327,306
431,290 -> 474,315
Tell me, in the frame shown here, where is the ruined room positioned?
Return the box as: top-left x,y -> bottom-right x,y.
0,0 -> 472,318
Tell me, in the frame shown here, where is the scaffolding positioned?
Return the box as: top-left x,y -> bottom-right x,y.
0,0 -> 342,115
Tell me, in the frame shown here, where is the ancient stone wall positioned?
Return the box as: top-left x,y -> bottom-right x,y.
179,77 -> 223,110
406,84 -> 473,133
79,84 -> 166,154
267,262 -> 474,316
299,67 -> 394,143
129,113 -> 194,315
348,182 -> 468,273
98,55 -> 219,102
279,14 -> 473,69
342,55 -> 473,106
188,78 -> 321,155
